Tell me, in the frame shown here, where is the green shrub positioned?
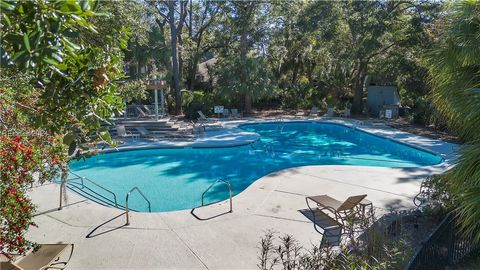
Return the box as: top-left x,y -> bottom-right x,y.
182,91 -> 214,119
410,96 -> 449,130
411,96 -> 434,125
280,86 -> 322,110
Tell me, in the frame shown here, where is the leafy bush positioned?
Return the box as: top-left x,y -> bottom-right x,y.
0,0 -> 130,257
410,96 -> 450,130
280,86 -> 322,110
257,230 -> 412,270
411,96 -> 434,125
182,91 -> 214,119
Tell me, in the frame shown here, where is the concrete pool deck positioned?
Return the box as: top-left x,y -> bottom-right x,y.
27,117 -> 458,269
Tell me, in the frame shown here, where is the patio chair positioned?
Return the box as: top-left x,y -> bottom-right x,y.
1,244 -> 74,270
136,107 -> 155,118
197,111 -> 216,123
324,108 -> 335,117
231,108 -> 243,118
223,109 -> 231,119
116,125 -> 140,141
189,121 -> 205,134
142,105 -> 154,115
293,110 -> 306,118
306,194 -> 369,234
340,108 -> 351,118
308,106 -> 319,117
135,126 -> 193,140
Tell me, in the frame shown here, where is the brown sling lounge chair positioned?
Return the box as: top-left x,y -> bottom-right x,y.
1,244 -> 74,270
306,194 -> 368,235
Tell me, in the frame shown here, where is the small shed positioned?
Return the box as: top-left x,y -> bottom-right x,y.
367,86 -> 401,117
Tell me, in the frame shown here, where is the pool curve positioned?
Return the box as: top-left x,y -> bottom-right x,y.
67,121 -> 443,212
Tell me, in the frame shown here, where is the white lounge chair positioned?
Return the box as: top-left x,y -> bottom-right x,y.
197,111 -> 216,123
135,127 -> 193,140
142,105 -> 155,115
116,125 -> 140,141
325,108 -> 335,117
308,106 -> 319,117
136,107 -> 155,118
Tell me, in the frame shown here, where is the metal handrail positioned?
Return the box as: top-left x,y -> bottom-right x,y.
201,179 -> 232,213
125,187 -> 152,225
69,171 -> 118,207
59,171 -> 118,210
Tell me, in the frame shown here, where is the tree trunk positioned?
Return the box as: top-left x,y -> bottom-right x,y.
291,57 -> 300,86
188,32 -> 203,91
178,36 -> 184,86
352,60 -> 368,114
244,94 -> 252,115
240,29 -> 252,113
168,1 -> 182,115
188,53 -> 200,91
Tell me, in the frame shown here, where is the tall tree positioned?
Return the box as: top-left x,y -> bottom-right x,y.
340,1 -> 436,113
150,0 -> 188,114
214,1 -> 270,113
302,1 -> 439,114
184,0 -> 222,90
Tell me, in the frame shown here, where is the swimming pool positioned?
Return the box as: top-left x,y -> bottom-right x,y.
68,122 -> 443,212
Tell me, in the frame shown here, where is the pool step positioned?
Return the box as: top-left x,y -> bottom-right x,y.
65,182 -> 142,212
66,182 -> 119,208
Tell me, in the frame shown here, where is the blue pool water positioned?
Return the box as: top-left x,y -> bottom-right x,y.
69,122 -> 442,212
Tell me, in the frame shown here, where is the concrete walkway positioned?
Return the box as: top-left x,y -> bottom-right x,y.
27,118 -> 458,270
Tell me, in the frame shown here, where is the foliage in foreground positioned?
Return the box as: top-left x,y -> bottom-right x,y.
425,0 -> 480,242
0,0 -> 131,257
0,88 -> 66,257
257,229 -> 412,270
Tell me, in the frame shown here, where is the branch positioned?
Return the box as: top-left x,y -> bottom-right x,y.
367,42 -> 398,60
177,0 -> 189,33
155,17 -> 167,28
154,4 -> 168,21
202,42 -> 228,54
194,3 -> 220,41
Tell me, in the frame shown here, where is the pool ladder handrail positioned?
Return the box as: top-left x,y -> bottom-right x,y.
60,171 -> 118,209
201,178 -> 233,213
125,186 -> 151,225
